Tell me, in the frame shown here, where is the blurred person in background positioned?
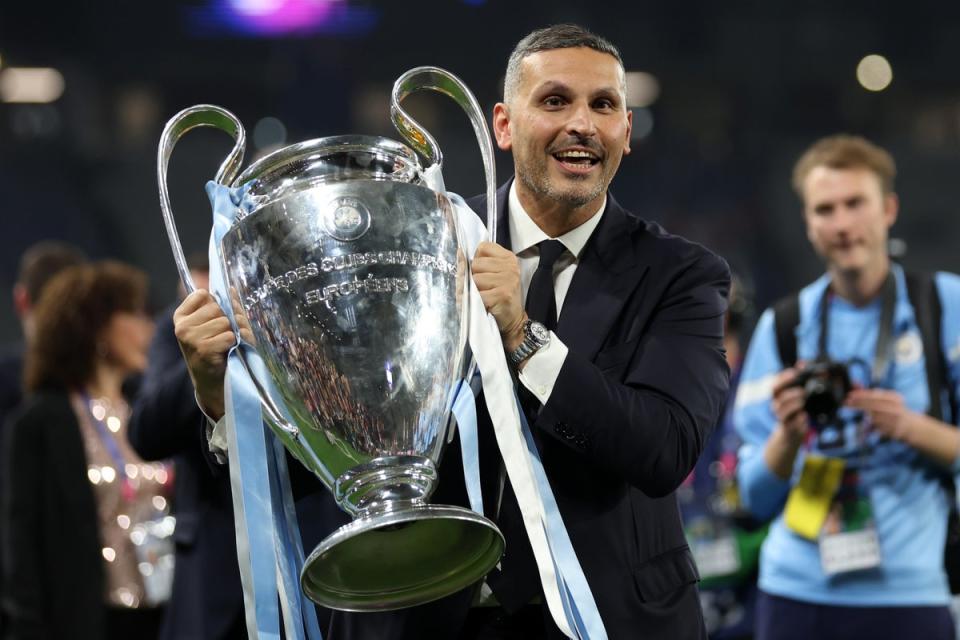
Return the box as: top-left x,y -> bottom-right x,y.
1,261 -> 171,640
128,253 -> 247,640
680,275 -> 766,639
0,240 -> 86,634
734,135 -> 960,640
0,241 -> 87,431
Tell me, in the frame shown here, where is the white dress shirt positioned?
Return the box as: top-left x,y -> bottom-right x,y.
507,181 -> 605,404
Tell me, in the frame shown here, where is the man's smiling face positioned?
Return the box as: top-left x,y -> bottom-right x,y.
494,46 -> 633,216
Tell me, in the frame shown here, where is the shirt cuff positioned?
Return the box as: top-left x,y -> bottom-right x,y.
518,332 -> 568,404
207,418 -> 228,465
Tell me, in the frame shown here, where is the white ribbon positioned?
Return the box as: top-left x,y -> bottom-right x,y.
450,193 -> 606,639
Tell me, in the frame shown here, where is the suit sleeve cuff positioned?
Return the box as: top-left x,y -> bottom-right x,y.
518,332 -> 568,405
197,392 -> 228,465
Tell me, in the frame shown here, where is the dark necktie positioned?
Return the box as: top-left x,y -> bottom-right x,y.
525,239 -> 566,330
518,239 -> 566,420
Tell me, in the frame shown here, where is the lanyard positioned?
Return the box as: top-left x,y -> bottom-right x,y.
812,271 -> 898,462
817,270 -> 897,387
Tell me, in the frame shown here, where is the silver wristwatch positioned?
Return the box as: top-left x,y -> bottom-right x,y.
508,320 -> 551,367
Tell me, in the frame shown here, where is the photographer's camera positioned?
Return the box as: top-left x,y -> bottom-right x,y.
790,359 -> 853,430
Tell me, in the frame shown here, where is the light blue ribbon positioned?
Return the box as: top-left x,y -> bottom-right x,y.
451,376 -> 483,515
270,435 -> 323,640
206,180 -> 323,640
223,352 -> 282,639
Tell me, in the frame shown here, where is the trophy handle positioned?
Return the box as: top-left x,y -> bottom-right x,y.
391,68 -> 497,390
157,104 -> 246,294
390,67 -> 497,244
155,106 -> 305,444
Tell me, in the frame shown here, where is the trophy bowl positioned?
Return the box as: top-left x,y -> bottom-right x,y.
158,69 -> 504,611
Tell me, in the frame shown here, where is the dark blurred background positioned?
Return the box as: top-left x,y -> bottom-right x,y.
2,0 -> 959,342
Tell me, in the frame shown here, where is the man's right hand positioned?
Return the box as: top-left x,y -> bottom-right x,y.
763,366 -> 811,480
173,289 -> 236,421
771,367 -> 810,442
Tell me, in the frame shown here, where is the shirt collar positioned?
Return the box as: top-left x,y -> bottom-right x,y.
507,180 -> 606,258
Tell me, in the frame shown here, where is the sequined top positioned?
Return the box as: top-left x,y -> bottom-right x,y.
72,392 -> 174,609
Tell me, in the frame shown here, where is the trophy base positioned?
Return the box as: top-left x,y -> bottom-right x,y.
300,504 -> 504,611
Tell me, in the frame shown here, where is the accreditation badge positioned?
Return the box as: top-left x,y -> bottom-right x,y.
818,469 -> 881,576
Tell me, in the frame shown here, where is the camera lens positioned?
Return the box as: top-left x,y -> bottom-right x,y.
804,378 -> 840,428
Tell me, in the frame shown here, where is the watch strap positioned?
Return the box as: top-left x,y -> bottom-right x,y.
508,320 -> 549,367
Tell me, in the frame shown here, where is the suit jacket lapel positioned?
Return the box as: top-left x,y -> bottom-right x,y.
556,195 -> 649,361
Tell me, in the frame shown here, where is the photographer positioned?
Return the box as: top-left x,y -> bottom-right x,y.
734,135 -> 960,640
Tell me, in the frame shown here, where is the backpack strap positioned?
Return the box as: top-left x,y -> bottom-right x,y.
773,295 -> 800,368
904,271 -> 957,423
905,273 -> 960,593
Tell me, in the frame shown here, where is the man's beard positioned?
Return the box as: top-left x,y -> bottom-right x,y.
516,154 -> 606,208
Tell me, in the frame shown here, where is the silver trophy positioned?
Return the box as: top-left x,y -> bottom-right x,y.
157,68 -> 504,611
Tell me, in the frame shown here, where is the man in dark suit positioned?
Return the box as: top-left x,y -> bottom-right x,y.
173,24 -> 729,639
462,24 -> 729,638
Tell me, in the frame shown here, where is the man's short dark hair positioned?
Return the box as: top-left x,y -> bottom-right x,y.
504,24 -> 625,103
16,241 -> 87,303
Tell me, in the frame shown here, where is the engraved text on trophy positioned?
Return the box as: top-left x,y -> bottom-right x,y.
245,249 -> 457,311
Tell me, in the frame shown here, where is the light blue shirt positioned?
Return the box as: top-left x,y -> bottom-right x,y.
734,264 -> 960,606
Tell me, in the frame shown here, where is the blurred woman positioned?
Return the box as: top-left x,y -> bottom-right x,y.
2,261 -> 171,639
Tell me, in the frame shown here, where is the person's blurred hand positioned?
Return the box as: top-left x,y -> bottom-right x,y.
846,388 -> 915,441
174,290 -> 236,420
771,366 -> 810,443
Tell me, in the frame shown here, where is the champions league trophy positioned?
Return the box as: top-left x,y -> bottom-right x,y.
157,68 -> 504,611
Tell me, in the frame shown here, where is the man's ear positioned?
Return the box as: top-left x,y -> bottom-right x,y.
623,108 -> 633,156
492,103 -> 512,151
883,192 -> 899,229
13,284 -> 30,320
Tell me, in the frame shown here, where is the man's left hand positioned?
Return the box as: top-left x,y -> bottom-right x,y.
846,388 -> 918,441
472,241 -> 526,352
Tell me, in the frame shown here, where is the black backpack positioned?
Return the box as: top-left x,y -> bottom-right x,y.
773,271 -> 960,592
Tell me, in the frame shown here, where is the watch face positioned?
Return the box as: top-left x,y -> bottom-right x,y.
529,322 -> 550,343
